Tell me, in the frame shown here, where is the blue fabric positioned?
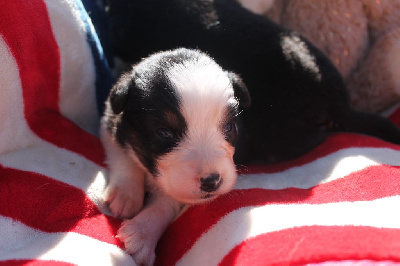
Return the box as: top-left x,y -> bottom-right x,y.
81,0 -> 114,67
75,0 -> 114,115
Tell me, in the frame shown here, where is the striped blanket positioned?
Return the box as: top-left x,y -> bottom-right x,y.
1,0 -> 399,265
156,130 -> 400,265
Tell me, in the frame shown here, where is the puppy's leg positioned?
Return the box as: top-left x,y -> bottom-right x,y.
117,191 -> 182,266
101,124 -> 145,219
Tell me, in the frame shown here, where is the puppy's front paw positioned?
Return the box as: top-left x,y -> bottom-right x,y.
118,218 -> 157,266
105,164 -> 145,218
105,184 -> 144,218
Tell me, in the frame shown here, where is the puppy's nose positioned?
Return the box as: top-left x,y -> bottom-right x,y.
200,173 -> 222,192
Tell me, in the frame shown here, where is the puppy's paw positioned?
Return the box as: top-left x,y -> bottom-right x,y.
104,174 -> 145,219
118,218 -> 157,266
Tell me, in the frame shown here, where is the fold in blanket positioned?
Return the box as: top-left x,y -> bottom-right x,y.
0,0 -> 132,265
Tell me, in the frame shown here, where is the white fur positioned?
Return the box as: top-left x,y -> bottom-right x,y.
153,59 -> 238,203
101,119 -> 146,219
102,53 -> 239,265
281,34 -> 322,81
117,191 -> 181,266
102,137 -> 183,265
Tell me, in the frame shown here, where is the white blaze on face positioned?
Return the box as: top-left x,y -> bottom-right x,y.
155,56 -> 239,204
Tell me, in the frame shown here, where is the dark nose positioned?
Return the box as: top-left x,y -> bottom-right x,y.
200,173 -> 222,192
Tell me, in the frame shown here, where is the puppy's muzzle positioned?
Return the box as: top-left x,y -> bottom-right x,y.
200,173 -> 223,192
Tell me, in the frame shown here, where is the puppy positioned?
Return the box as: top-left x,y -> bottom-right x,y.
101,48 -> 250,265
107,0 -> 400,163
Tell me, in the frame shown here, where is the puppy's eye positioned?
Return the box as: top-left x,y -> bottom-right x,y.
156,128 -> 174,140
224,122 -> 234,133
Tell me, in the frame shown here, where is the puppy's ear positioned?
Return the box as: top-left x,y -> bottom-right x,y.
227,72 -> 251,109
109,73 -> 132,114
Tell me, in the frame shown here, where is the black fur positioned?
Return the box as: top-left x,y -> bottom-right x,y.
104,48 -> 244,174
105,50 -> 189,175
107,0 -> 400,163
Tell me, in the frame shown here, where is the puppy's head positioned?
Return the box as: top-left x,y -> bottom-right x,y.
108,48 -> 250,204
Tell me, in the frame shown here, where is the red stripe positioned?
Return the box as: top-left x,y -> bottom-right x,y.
239,133 -> 400,174
0,165 -> 122,248
0,0 -> 105,166
220,226 -> 400,265
156,165 -> 400,265
0,260 -> 75,266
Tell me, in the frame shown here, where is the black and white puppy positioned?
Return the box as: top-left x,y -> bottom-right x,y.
101,48 -> 250,265
107,0 -> 400,163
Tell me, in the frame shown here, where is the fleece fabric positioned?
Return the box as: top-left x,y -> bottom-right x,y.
1,0 -> 400,265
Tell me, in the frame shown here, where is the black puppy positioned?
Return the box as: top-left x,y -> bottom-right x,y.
107,0 -> 400,164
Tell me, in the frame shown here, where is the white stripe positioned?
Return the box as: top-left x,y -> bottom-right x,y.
0,0 -> 100,157
0,36 -> 43,155
45,0 -> 99,135
0,1 -> 109,214
0,216 -> 135,266
236,147 -> 400,190
177,196 -> 400,266
0,143 -> 110,215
